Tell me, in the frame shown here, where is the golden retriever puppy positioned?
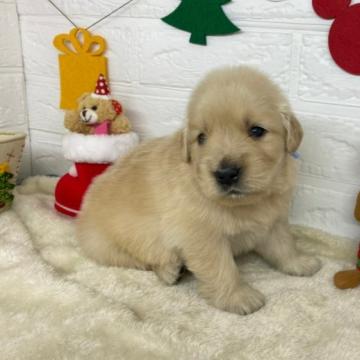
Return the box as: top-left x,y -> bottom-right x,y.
77,66 -> 321,315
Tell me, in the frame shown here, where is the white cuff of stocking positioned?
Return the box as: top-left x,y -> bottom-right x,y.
62,132 -> 140,163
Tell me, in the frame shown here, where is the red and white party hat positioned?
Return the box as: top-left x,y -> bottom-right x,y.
92,74 -> 111,99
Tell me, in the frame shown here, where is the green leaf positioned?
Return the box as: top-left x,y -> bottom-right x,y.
0,191 -> 14,204
0,183 -> 15,191
0,172 -> 13,181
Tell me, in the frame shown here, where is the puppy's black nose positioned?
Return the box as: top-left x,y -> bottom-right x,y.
81,110 -> 87,117
215,166 -> 241,187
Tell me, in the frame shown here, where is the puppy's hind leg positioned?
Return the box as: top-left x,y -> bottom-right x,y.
77,227 -> 147,270
153,253 -> 184,285
256,220 -> 321,277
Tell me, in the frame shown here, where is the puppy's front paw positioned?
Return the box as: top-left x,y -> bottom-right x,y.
155,262 -> 184,285
280,255 -> 321,277
213,284 -> 265,315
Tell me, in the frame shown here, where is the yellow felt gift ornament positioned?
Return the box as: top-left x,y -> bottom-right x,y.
53,28 -> 108,110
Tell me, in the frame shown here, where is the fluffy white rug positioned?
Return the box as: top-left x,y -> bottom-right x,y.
1,178 -> 360,360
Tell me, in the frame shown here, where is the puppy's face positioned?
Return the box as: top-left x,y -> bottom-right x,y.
184,67 -> 302,205
78,94 -> 116,125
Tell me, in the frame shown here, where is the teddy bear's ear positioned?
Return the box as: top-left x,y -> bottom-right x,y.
103,99 -> 117,119
77,92 -> 90,103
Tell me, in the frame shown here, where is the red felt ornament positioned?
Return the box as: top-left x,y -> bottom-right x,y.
313,0 -> 360,75
313,0 -> 351,19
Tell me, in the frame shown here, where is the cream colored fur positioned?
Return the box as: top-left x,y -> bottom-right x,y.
77,67 -> 321,315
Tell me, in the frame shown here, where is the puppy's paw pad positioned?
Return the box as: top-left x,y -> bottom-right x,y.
281,256 -> 321,277
155,263 -> 184,285
218,285 -> 265,315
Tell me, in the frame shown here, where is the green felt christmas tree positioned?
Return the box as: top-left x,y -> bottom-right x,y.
162,0 -> 240,46
0,171 -> 15,208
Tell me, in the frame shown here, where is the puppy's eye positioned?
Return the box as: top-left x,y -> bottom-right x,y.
249,126 -> 267,139
91,106 -> 98,111
197,133 -> 207,145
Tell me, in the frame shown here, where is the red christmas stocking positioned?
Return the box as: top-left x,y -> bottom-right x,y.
54,132 -> 139,217
55,162 -> 110,217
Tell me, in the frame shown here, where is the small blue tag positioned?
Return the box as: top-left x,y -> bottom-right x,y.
291,152 -> 300,160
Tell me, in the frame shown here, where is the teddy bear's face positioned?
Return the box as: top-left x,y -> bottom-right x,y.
78,94 -> 116,125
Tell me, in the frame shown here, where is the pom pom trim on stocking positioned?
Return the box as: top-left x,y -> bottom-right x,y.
63,132 -> 140,164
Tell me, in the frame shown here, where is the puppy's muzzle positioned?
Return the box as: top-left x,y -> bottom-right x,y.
214,163 -> 242,190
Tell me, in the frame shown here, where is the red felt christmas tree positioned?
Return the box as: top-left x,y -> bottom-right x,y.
162,0 -> 240,45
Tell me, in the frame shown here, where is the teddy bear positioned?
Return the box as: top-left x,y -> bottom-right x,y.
64,74 -> 131,135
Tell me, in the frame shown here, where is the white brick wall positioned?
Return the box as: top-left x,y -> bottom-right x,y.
0,0 -> 30,178
12,0 -> 360,239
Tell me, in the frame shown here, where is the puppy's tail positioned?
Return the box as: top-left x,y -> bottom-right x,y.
17,176 -> 57,195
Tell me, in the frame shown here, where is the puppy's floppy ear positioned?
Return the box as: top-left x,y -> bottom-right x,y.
181,127 -> 191,163
280,106 -> 303,153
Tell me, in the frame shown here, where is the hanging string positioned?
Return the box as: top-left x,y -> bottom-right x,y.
47,0 -> 137,30
86,0 -> 136,30
48,0 -> 78,28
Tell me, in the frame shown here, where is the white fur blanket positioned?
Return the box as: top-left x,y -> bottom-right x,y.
1,178 -> 359,360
